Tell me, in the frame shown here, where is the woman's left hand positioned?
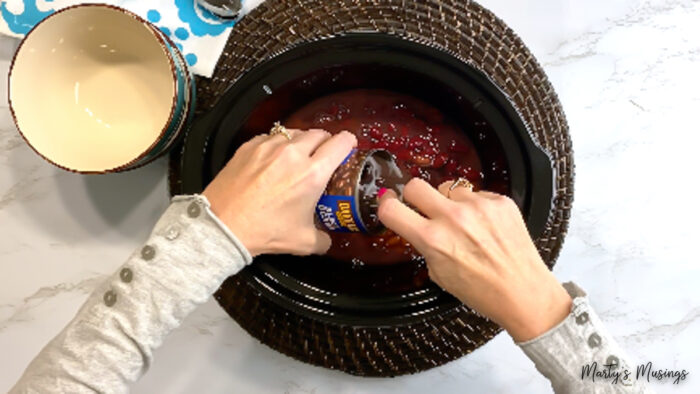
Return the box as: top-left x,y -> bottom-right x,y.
376,178 -> 571,342
203,128 -> 357,257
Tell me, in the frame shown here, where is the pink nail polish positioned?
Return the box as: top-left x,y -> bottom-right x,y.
377,188 -> 389,199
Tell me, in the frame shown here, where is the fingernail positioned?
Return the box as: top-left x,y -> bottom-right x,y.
377,188 -> 389,199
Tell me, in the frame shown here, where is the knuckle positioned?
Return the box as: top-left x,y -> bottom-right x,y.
421,224 -> 445,247
377,197 -> 399,219
437,181 -> 453,195
450,205 -> 472,225
238,140 -> 254,152
251,135 -> 267,144
421,231 -> 439,248
477,194 -> 515,218
312,155 -> 331,169
275,141 -> 292,155
289,233 -> 317,256
496,194 -> 517,210
250,143 -> 268,160
406,177 -> 425,188
302,235 -> 317,253
307,162 -> 329,185
472,196 -> 491,214
403,178 -> 425,197
313,129 -> 332,139
338,130 -> 357,143
301,230 -> 328,255
315,233 -> 331,254
426,237 -> 450,257
276,142 -> 303,161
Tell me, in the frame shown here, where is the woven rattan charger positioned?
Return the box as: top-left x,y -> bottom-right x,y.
168,0 -> 574,377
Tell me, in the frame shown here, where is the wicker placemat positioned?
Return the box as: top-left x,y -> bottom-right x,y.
170,0 -> 574,377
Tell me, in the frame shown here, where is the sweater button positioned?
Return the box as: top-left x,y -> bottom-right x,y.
141,245 -> 156,261
575,312 -> 589,325
120,268 -> 133,283
588,333 -> 602,348
606,355 -> 619,368
187,201 -> 201,218
164,225 -> 181,240
103,290 -> 117,307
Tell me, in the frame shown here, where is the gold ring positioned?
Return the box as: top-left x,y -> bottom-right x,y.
448,177 -> 474,198
269,121 -> 292,141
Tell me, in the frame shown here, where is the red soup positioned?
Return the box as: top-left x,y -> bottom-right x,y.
286,89 -> 490,265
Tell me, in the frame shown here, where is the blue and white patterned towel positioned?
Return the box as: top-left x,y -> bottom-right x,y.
0,0 -> 265,77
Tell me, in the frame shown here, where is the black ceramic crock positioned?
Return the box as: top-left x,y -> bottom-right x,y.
171,33 -> 554,326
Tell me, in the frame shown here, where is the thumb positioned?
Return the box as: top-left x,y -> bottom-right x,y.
310,230 -> 332,255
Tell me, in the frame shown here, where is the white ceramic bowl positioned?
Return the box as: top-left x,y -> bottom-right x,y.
8,5 -> 192,173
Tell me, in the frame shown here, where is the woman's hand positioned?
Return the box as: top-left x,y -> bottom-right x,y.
377,178 -> 572,342
203,128 -> 357,257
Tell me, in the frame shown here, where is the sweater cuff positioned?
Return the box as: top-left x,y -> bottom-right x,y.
170,193 -> 253,266
515,281 -> 651,392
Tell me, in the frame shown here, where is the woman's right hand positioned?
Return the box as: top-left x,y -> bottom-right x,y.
203,128 -> 357,258
377,178 -> 572,342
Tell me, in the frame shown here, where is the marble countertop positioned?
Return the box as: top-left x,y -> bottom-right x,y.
2,0 -> 699,392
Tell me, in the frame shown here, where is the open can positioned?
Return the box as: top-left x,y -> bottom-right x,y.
316,149 -> 407,234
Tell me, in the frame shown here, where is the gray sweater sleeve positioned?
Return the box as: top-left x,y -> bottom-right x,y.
10,194 -> 252,394
516,282 -> 656,394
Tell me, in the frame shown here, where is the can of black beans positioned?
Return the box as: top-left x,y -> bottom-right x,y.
316,149 -> 408,234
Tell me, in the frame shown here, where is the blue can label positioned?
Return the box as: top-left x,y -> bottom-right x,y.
316,194 -> 368,233
341,148 -> 357,165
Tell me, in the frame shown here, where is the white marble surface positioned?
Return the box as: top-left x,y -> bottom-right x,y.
2,0 -> 699,392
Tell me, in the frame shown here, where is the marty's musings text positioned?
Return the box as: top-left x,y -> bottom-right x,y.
581,361 -> 689,385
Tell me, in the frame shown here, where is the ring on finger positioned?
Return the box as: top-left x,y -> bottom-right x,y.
448,177 -> 474,198
269,121 -> 292,141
